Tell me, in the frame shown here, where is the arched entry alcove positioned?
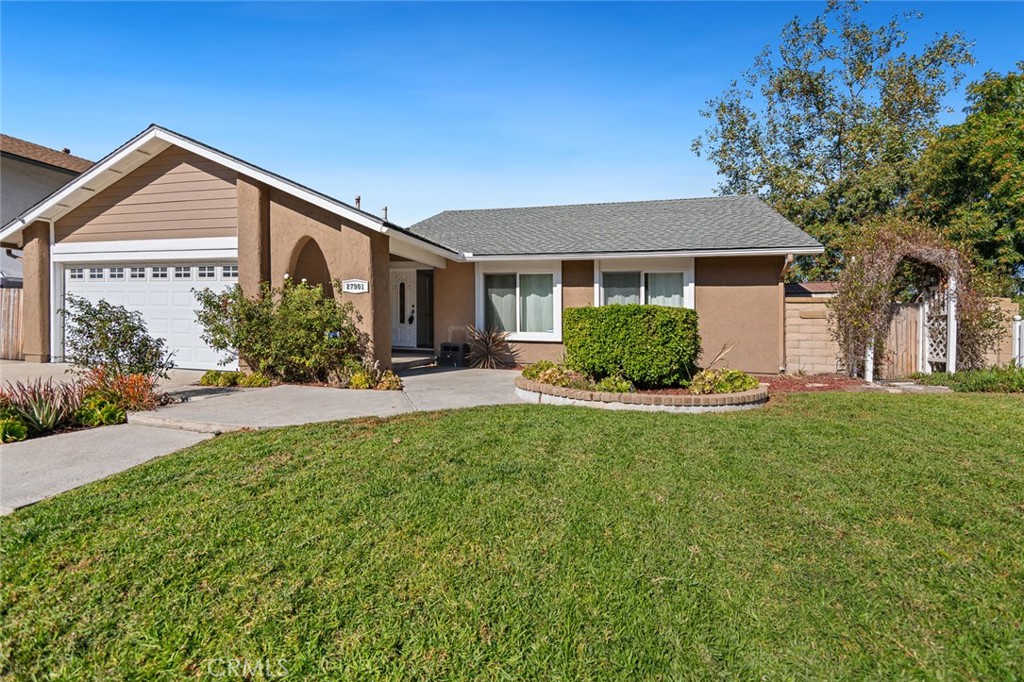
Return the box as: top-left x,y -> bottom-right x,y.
289,237 -> 333,297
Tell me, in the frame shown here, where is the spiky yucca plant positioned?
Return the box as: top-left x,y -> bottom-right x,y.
466,326 -> 518,369
1,379 -> 84,435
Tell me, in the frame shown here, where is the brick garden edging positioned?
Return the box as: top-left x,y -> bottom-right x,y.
514,376 -> 769,413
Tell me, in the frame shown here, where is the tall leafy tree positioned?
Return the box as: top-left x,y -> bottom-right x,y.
908,65 -> 1024,293
692,0 -> 974,279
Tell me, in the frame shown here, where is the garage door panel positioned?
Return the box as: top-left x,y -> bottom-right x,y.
64,262 -> 238,371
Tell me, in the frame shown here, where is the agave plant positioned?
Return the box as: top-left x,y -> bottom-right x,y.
2,379 -> 84,435
466,326 -> 518,369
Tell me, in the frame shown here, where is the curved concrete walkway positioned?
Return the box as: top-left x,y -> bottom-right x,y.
1,368 -> 517,514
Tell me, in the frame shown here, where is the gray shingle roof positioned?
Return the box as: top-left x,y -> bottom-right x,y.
407,196 -> 822,256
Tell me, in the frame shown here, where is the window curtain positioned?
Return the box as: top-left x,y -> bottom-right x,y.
484,274 -> 516,331
645,272 -> 686,307
604,272 -> 641,305
520,274 -> 554,333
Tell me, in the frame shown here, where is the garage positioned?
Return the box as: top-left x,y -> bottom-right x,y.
63,261 -> 239,371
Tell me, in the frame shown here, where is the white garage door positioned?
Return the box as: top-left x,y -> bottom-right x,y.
64,262 -> 239,371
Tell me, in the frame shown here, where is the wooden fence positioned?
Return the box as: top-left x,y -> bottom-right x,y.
1,288 -> 24,360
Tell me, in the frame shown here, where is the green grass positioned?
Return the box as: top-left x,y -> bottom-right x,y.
2,393 -> 1023,680
913,365 -> 1024,393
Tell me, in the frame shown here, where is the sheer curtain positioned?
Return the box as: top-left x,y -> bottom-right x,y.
645,272 -> 686,307
484,274 -> 516,331
520,274 -> 554,333
603,272 -> 641,305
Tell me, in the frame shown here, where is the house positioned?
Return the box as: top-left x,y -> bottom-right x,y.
0,125 -> 823,373
0,135 -> 93,287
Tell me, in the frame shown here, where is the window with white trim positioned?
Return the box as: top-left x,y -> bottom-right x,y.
197,265 -> 216,280
601,270 -> 689,308
109,267 -> 125,280
174,266 -> 192,279
151,266 -> 168,279
222,265 -> 238,279
478,265 -> 560,341
130,267 -> 146,280
69,268 -> 84,280
88,267 -> 104,280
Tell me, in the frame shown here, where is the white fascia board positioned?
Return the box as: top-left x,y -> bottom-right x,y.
0,128 -> 168,242
388,236 -> 450,269
463,246 -> 824,262
51,237 -> 238,263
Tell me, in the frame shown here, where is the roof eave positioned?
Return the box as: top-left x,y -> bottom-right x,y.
462,246 -> 825,261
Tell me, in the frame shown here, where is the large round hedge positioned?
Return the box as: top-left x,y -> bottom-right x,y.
562,305 -> 701,387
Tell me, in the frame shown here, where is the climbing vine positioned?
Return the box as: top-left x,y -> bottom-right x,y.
828,220 -> 1004,376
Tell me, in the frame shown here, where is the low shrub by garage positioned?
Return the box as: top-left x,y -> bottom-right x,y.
563,305 -> 701,388
194,278 -> 367,384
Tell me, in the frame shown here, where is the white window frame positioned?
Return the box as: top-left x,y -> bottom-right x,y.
594,257 -> 695,310
475,261 -> 562,342
108,267 -> 125,280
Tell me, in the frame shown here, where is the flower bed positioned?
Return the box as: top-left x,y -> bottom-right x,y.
514,376 -> 769,413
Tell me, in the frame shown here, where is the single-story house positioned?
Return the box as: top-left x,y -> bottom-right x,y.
0,125 -> 823,373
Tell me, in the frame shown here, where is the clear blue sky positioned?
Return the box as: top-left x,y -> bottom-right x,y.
2,1 -> 1020,224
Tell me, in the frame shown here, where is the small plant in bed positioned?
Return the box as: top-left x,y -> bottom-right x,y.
690,368 -> 760,395
911,365 -> 1024,393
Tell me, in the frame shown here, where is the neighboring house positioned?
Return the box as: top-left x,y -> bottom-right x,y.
0,135 -> 93,287
0,125 -> 823,372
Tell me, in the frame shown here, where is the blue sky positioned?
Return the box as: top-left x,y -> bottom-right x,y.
2,2 -> 1021,224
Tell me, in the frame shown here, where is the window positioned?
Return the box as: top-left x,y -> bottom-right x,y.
130,267 -> 146,280
480,269 -> 559,339
197,265 -> 216,280
88,267 -> 103,280
601,269 -> 689,309
174,266 -> 192,279
109,267 -> 125,280
69,268 -> 84,280
222,265 -> 238,279
151,266 -> 168,279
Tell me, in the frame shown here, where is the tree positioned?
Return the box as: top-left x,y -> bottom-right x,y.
692,0 -> 974,280
908,65 -> 1024,294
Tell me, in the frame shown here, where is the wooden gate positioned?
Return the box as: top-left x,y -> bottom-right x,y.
0,288 -> 24,360
879,303 -> 919,379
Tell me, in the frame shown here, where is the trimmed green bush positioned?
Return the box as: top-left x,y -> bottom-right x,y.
912,366 -> 1024,393
690,368 -> 760,395
563,305 -> 701,388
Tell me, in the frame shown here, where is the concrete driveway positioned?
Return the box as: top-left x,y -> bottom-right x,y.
0,359 -> 203,392
0,368 -> 518,514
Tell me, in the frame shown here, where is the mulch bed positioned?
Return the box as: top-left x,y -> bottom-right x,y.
758,374 -> 867,394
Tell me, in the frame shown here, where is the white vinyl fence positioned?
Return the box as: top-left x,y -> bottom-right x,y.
1014,315 -> 1023,367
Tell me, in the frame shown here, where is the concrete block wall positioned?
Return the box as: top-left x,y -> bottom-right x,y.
784,298 -> 842,374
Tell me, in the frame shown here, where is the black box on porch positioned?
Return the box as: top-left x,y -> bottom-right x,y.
439,343 -> 470,367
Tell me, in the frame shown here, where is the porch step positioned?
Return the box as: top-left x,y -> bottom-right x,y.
392,352 -> 435,371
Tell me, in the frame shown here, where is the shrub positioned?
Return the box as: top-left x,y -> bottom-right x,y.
237,372 -> 272,388
594,375 -> 634,393
535,365 -> 593,390
201,370 -> 244,387
563,305 -> 701,388
0,417 -> 28,443
522,360 -> 557,381
75,395 -> 126,427
81,368 -> 165,412
690,368 -> 760,395
348,371 -> 374,390
466,326 -> 518,369
375,370 -> 403,391
0,379 -> 83,436
194,279 -> 367,383
912,366 -> 1024,393
62,295 -> 174,379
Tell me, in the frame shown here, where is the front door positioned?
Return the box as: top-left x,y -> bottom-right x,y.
391,270 -> 417,348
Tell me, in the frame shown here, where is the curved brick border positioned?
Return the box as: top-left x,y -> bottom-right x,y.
514,376 -> 769,413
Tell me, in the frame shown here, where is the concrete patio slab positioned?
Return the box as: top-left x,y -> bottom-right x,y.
0,424 -> 211,514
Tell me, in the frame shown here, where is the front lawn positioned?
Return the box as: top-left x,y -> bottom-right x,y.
2,394 -> 1022,679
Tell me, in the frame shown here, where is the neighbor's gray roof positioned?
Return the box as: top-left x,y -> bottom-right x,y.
408,196 -> 822,256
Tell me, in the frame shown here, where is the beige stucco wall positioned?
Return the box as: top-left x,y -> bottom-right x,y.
433,260 -> 475,349
784,298 -> 842,374
21,221 -> 50,362
55,147 -> 237,243
694,256 -> 785,374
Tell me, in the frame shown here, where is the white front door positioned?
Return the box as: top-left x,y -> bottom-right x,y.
391,270 -> 417,348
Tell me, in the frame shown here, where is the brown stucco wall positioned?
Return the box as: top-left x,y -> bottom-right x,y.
55,147 -> 237,243
433,260 -> 475,350
695,256 -> 784,374
563,260 -> 594,308
237,176 -> 270,297
21,221 -> 50,362
264,188 -> 391,365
